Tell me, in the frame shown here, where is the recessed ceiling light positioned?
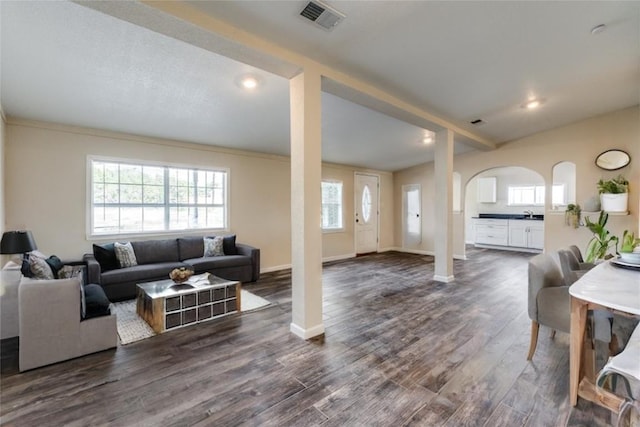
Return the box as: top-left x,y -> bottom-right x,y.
235,74 -> 262,90
241,77 -> 258,89
422,133 -> 434,145
591,24 -> 606,35
521,98 -> 545,110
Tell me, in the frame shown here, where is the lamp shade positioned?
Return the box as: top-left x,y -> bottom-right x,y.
0,231 -> 38,254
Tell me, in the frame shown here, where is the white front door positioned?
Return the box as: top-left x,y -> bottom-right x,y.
355,173 -> 379,254
403,184 -> 421,247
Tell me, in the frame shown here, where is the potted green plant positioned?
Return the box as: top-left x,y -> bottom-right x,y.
564,203 -> 581,229
597,174 -> 629,213
618,230 -> 640,264
584,211 -> 618,262
619,230 -> 640,253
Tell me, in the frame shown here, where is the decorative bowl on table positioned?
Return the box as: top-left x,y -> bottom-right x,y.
169,267 -> 193,283
618,252 -> 640,265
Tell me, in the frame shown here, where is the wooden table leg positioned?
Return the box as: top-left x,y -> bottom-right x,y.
570,297 -> 588,406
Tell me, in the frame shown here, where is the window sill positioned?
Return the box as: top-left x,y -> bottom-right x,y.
322,229 -> 345,234
88,228 -> 231,242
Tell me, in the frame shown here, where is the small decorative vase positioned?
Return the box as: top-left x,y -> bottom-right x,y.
583,196 -> 600,213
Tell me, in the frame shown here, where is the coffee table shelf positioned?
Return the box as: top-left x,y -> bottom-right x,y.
136,274 -> 241,333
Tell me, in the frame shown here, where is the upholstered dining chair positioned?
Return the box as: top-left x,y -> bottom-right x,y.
527,253 -> 570,360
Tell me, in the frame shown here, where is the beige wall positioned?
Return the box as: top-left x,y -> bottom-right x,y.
394,106 -> 640,257
4,119 -> 393,270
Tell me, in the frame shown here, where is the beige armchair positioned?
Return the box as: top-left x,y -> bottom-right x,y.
19,276 -> 117,371
527,253 -> 570,360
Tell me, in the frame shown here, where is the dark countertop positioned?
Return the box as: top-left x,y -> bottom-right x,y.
474,213 -> 544,221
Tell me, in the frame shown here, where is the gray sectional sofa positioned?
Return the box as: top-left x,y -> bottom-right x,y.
84,235 -> 259,301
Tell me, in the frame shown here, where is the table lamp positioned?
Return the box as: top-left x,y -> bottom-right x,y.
1,231 -> 37,274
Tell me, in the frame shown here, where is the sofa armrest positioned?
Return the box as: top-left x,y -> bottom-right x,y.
83,254 -> 101,285
19,277 -> 82,371
236,243 -> 260,282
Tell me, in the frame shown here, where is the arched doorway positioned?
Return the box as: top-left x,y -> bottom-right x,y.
463,166 -> 546,254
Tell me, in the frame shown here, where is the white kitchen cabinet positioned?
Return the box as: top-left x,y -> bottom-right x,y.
477,177 -> 497,203
508,221 -> 528,247
475,218 -> 508,246
475,218 -> 544,251
508,220 -> 544,249
528,223 -> 545,249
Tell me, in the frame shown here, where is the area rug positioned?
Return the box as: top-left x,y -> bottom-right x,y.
111,289 -> 270,345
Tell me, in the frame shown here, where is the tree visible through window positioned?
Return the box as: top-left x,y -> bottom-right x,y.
321,181 -> 343,230
91,158 -> 227,235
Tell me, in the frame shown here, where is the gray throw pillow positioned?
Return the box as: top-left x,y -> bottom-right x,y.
203,236 -> 224,257
114,242 -> 138,268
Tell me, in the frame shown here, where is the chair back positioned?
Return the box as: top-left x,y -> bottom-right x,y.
528,253 -> 564,321
569,245 -> 585,263
558,249 -> 580,286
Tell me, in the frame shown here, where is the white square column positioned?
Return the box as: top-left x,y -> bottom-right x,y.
434,129 -> 455,282
289,69 -> 324,339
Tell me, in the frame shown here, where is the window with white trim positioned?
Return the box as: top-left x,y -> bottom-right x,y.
90,158 -> 227,236
507,184 -> 563,206
507,185 -> 545,206
551,184 -> 565,206
321,181 -> 343,231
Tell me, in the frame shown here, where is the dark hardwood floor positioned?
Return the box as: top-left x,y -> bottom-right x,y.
0,248 -> 623,426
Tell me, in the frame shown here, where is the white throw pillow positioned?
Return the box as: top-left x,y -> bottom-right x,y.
203,236 -> 224,257
114,242 -> 138,268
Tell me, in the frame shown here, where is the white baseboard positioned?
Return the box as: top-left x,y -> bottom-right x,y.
260,264 -> 291,274
433,274 -> 455,283
474,244 -> 542,254
290,322 -> 325,339
377,247 -> 396,253
260,249 -> 469,275
323,253 -> 356,263
260,253 -> 357,274
388,247 -> 467,260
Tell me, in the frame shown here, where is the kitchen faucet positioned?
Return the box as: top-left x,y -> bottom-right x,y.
524,210 -> 534,218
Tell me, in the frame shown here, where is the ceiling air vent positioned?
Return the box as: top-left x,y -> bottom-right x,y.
300,1 -> 345,31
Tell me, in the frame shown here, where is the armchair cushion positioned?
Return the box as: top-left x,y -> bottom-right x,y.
83,284 -> 111,319
45,255 -> 64,278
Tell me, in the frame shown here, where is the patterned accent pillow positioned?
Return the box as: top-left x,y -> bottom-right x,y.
58,265 -> 85,286
29,254 -> 54,280
114,242 -> 138,268
203,236 -> 224,257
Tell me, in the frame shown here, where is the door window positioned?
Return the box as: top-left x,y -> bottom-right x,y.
362,185 -> 371,223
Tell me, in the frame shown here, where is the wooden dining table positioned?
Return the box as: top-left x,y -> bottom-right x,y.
569,259 -> 640,412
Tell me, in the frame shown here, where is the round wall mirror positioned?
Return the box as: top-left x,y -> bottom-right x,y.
595,149 -> 630,171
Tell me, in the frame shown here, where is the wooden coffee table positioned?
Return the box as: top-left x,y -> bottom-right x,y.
136,273 -> 241,333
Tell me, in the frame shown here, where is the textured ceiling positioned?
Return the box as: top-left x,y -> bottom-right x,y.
2,1 -> 638,171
